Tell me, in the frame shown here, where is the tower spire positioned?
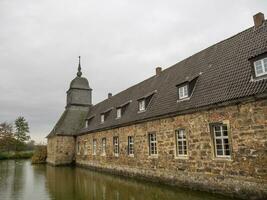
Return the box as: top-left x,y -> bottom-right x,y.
77,56 -> 82,77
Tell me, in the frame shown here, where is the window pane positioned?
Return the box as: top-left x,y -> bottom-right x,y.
264,58 -> 267,72
217,150 -> 223,155
216,139 -> 222,145
184,85 -> 188,97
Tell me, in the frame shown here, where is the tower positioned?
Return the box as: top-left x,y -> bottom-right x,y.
66,56 -> 92,107
46,57 -> 92,165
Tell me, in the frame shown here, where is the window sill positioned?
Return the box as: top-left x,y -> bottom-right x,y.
101,154 -> 106,156
115,117 -> 121,120
148,155 -> 158,159
177,97 -> 191,103
138,110 -> 146,114
128,154 -> 134,157
175,155 -> 188,160
114,154 -> 119,157
213,156 -> 233,162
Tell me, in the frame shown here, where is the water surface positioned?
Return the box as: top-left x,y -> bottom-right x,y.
0,160 -> 238,200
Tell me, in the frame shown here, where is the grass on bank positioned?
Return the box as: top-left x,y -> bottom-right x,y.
0,151 -> 34,160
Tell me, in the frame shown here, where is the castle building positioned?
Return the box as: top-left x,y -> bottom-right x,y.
47,13 -> 267,199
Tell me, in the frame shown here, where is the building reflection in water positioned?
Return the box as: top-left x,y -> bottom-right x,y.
45,164 -> 230,200
0,160 -> 233,200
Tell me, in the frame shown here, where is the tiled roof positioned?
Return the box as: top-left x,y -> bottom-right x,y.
79,21 -> 267,135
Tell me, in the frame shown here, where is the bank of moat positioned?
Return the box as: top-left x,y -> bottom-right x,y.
47,13 -> 267,200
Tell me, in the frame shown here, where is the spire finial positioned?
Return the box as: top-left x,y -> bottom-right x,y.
77,56 -> 82,77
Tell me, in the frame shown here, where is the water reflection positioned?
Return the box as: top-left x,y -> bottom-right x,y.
0,160 -> 238,200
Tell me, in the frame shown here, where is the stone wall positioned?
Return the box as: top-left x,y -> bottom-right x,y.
47,136 -> 75,165
76,99 -> 267,199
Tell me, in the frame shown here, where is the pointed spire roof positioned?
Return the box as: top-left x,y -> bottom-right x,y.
77,56 -> 82,77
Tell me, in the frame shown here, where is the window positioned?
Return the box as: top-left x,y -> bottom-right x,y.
101,138 -> 106,155
77,141 -> 81,155
128,136 -> 134,156
84,141 -> 88,155
175,129 -> 187,156
254,57 -> 267,77
85,119 -> 90,128
178,85 -> 189,99
101,114 -> 105,123
116,108 -> 122,119
113,136 -> 119,156
148,133 -> 157,155
138,99 -> 146,111
212,124 -> 231,157
92,139 -> 97,155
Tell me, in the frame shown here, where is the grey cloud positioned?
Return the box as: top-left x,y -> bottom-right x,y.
0,0 -> 266,142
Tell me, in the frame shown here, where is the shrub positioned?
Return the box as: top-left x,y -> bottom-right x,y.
31,146 -> 47,164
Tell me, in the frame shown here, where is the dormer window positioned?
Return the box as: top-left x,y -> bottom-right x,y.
178,84 -> 189,99
116,108 -> 122,119
100,108 -> 113,124
84,116 -> 94,128
138,99 -> 146,111
254,57 -> 267,77
176,75 -> 199,101
101,114 -> 105,123
137,90 -> 157,112
85,120 -> 89,128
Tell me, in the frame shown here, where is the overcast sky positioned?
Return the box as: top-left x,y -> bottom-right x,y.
0,0 -> 266,143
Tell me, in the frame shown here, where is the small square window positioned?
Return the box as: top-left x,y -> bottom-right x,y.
101,114 -> 105,123
117,108 -> 122,118
138,99 -> 146,111
178,85 -> 189,99
254,57 -> 267,77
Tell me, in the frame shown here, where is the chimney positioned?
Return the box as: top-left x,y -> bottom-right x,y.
108,93 -> 112,99
156,67 -> 162,76
253,12 -> 265,28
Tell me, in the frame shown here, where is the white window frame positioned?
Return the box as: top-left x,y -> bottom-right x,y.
138,99 -> 146,111
254,58 -> 267,77
116,108 -> 122,119
100,114 -> 105,123
148,133 -> 157,156
84,141 -> 88,155
128,136 -> 134,156
175,129 -> 187,157
85,120 -> 89,128
92,139 -> 97,155
113,136 -> 119,157
213,124 -> 231,158
77,141 -> 81,155
178,85 -> 189,99
101,138 -> 106,156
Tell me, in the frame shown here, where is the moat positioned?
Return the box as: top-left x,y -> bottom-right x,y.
0,160 -> 239,200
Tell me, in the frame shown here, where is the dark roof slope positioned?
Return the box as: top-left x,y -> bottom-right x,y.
79,21 -> 267,135
47,107 -> 89,137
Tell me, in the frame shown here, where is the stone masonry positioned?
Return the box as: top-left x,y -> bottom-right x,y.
47,136 -> 76,165
75,99 -> 267,199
